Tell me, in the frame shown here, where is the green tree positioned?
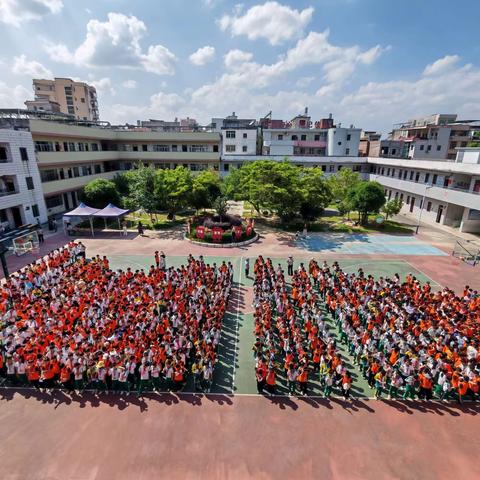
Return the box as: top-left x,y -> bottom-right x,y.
223,160 -> 304,221
123,165 -> 159,219
80,178 -> 120,209
328,168 -> 361,203
349,181 -> 386,225
190,170 -> 222,212
155,167 -> 193,219
112,172 -> 130,200
382,198 -> 403,220
213,195 -> 228,219
299,168 -> 332,220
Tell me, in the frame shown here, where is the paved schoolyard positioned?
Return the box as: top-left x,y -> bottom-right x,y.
1,227 -> 480,479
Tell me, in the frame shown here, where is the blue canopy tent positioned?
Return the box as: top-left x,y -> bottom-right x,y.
92,203 -> 129,233
63,203 -> 100,236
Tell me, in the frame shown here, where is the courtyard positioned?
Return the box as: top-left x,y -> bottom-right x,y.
1,225 -> 479,480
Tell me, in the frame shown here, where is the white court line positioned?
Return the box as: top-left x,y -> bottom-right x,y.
403,259 -> 442,288
230,256 -> 243,395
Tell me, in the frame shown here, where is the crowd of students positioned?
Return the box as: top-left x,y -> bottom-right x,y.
0,243 -> 233,396
252,256 -> 353,398
313,260 -> 480,402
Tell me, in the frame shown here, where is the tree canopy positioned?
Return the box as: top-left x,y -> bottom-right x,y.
80,178 -> 120,209
223,160 -> 332,222
348,181 -> 386,224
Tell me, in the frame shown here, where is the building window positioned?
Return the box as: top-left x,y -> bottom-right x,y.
81,98 -> 85,103
329,165 -> 335,172
346,148 -> 350,155
403,170 -> 408,180
133,145 -> 138,152
415,172 -> 420,182
242,146 -> 248,152
243,133 -> 247,139
392,148 -> 397,155
226,145 -> 236,152
172,145 -> 178,152
0,146 -> 8,162
32,204 -> 40,217
182,145 -> 188,152
278,134 -> 283,140
321,165 -> 326,172
432,174 -> 438,184
314,135 -> 320,141
392,169 -> 395,177
346,134 -> 351,141
427,145 -> 432,152
436,145 -> 441,151
406,196 -> 410,204
400,193 -> 404,201
94,164 -> 101,174
224,163 -> 229,171
387,168 -> 390,176
45,195 -> 63,209
26,177 -> 34,190
427,202 -> 432,212
213,145 -> 219,152
291,135 -> 298,141
337,141 -> 342,146
40,169 -> 59,182
68,142 -> 76,152
420,145 -> 424,151
142,144 -> 148,152
425,173 -> 430,183
153,145 -> 170,152
20,147 -> 29,161
301,135 -> 307,141
226,131 -> 236,138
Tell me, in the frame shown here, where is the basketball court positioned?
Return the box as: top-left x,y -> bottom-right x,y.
1,230 -> 479,479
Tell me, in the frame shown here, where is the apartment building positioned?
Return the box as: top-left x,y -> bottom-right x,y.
0,129 -> 48,229
209,113 -> 259,158
262,111 -> 361,158
25,78 -> 99,121
380,114 -> 479,160
29,119 -> 220,216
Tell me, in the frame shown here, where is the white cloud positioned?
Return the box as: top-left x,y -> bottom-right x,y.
122,79 -> 137,89
296,76 -> 314,88
0,0 -> 62,27
103,90 -> 185,124
340,60 -> 480,132
102,54 -> 480,138
0,81 -> 32,107
219,1 -> 314,45
224,49 -> 253,69
189,46 -> 215,66
423,54 -> 460,76
12,54 -> 52,77
45,12 -> 177,75
90,77 -> 115,96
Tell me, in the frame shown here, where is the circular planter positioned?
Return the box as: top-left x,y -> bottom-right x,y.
185,233 -> 259,248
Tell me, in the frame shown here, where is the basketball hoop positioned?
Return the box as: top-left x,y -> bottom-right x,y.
12,231 -> 40,256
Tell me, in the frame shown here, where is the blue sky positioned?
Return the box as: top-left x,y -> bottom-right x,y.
1,0 -> 479,134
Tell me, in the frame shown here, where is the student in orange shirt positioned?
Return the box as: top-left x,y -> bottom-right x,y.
265,368 -> 276,396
